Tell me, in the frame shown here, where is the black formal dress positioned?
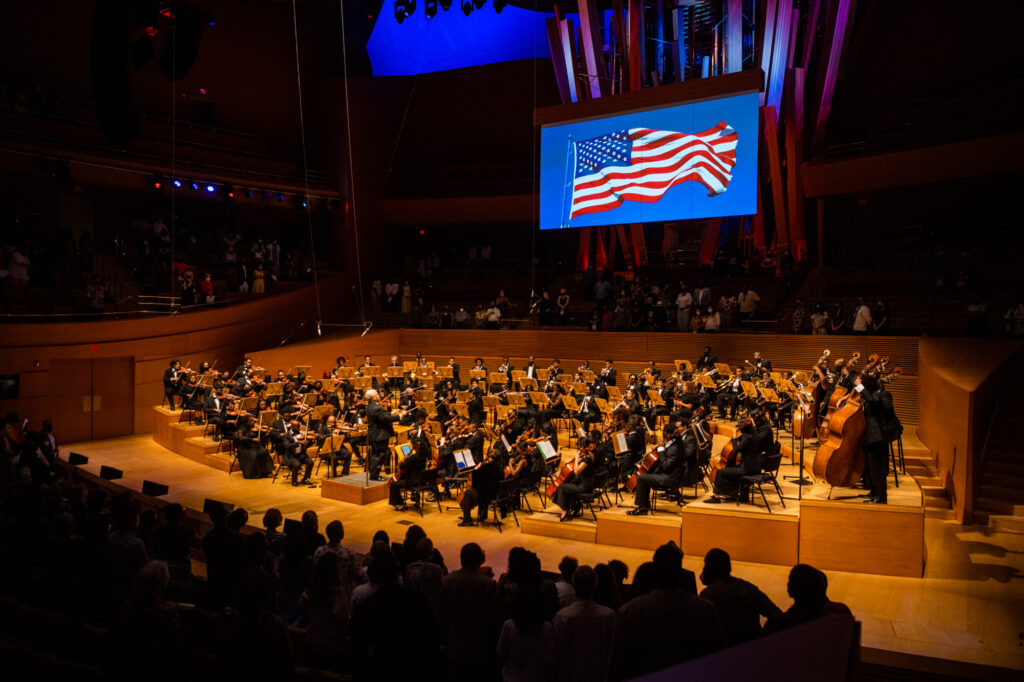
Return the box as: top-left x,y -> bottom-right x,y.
234,426 -> 274,479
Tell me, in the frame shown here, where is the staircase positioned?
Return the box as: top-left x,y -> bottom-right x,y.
975,378 -> 1024,531
903,445 -> 954,520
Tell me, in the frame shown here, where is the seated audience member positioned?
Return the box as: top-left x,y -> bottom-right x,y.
698,548 -> 782,645
763,563 -> 853,635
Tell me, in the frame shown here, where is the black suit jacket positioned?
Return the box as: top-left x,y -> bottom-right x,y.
603,368 -> 618,386
467,396 -> 485,425
367,401 -> 399,443
861,386 -> 894,445
696,353 -> 717,370
163,368 -> 180,390
204,395 -> 225,416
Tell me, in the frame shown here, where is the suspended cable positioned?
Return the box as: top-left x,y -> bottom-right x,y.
170,15 -> 177,303
338,0 -> 367,326
291,0 -> 323,327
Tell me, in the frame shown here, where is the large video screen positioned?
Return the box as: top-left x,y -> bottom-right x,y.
539,92 -> 759,230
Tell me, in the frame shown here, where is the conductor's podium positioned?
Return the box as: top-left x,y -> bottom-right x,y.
321,473 -> 391,505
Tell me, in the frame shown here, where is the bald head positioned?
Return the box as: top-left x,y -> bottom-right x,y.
365,389 -> 379,401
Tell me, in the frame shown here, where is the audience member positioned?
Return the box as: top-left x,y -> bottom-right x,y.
441,542 -> 502,681
555,555 -> 578,607
551,565 -> 615,682
609,543 -> 724,680
698,548 -> 782,645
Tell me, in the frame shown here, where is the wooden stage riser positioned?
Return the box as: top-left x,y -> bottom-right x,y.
154,407 -> 924,578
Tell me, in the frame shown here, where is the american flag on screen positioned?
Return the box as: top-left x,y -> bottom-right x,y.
569,122 -> 738,219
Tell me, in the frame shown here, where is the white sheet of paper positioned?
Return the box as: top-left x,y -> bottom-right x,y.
614,432 -> 628,454
537,440 -> 557,460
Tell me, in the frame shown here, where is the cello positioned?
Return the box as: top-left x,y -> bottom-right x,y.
708,414 -> 753,484
624,424 -> 681,492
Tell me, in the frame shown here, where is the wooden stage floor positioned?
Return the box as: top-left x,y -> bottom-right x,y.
64,432 -> 1024,673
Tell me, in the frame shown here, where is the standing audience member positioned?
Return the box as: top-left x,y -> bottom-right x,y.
555,555 -> 578,608
853,297 -> 874,333
609,543 -> 724,680
440,542 -> 503,682
551,565 -> 615,682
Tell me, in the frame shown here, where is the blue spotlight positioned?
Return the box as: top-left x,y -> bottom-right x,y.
191,182 -> 199,191
172,179 -> 182,188
205,184 -> 215,193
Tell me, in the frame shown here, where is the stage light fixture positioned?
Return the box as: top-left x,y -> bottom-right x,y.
246,189 -> 254,199
205,184 -> 215,193
150,174 -> 165,191
191,182 -> 199,191
425,0 -> 437,19
394,0 -> 416,24
276,193 -> 285,202
224,184 -> 235,200
173,179 -> 182,188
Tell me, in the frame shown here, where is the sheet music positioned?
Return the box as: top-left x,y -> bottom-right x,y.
537,440 -> 557,460
454,449 -> 476,470
527,366 -> 534,379
614,432 -> 628,454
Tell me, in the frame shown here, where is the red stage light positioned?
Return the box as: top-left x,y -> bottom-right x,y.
154,182 -> 162,189
199,88 -> 206,95
227,192 -> 234,198
419,229 -> 425,235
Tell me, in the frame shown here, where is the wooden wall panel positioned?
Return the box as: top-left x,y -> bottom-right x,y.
248,329 -> 402,379
917,338 -> 1024,523
682,507 -> 799,567
394,330 -> 919,424
0,272 -> 353,436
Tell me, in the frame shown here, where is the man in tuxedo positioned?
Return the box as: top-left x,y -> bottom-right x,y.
163,360 -> 182,410
232,357 -> 253,380
858,374 -> 894,504
446,356 -> 461,388
646,360 -> 662,380
577,385 -> 603,426
462,421 -> 485,463
751,351 -> 772,373
706,412 -> 773,503
599,359 -> 617,386
273,418 -> 313,486
204,389 -> 228,439
366,389 -> 402,480
316,415 -> 352,477
716,367 -> 748,420
628,422 -> 692,515
696,346 -> 717,371
522,355 -> 538,382
466,384 -> 485,426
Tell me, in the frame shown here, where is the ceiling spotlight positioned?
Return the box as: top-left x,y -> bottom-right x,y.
173,179 -> 182,188
205,184 -> 215,193
191,182 -> 199,191
394,0 -> 416,23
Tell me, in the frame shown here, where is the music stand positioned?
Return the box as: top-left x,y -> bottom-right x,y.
784,391 -> 813,498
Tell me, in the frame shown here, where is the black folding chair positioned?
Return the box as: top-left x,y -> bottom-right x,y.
486,478 -> 520,532
739,452 -> 786,513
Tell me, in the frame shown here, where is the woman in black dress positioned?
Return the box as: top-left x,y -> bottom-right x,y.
234,415 -> 275,479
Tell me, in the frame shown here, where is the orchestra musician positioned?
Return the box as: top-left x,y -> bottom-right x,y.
272,418 -> 314,486
646,360 -> 661,380
627,420 -> 692,515
716,367 -> 747,420
857,374 -> 894,504
750,352 -> 773,373
389,438 -> 429,510
548,358 -> 563,378
457,444 -> 502,527
472,357 -> 487,374
554,436 -> 597,522
316,415 -> 353,477
233,415 -> 275,479
696,346 -> 717,371
446,356 -> 461,388
599,359 -> 618,386
622,388 -> 642,418
365,389 -> 403,481
466,382 -> 485,426
163,360 -> 183,410
577,385 -> 602,426
522,355 -> 538,381
204,389 -> 229,439
232,357 -> 254,380
705,411 -> 774,503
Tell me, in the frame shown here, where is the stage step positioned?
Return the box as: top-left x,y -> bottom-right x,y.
982,472 -> 1024,489
975,497 -> 1024,517
978,484 -> 1024,504
925,508 -> 956,520
520,514 -> 597,544
919,484 -> 948,500
204,453 -> 235,473
986,460 -> 1024,478
595,508 -> 683,551
185,436 -> 222,457
987,514 -> 1024,533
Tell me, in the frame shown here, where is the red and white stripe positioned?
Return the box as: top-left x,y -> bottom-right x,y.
570,122 -> 738,219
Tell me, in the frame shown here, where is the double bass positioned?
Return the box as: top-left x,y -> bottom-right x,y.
792,350 -> 829,439
807,355 -> 879,487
